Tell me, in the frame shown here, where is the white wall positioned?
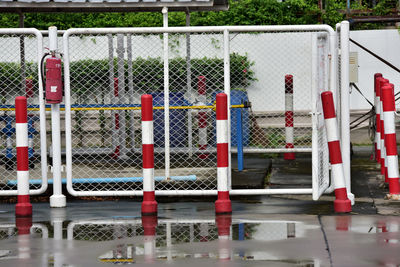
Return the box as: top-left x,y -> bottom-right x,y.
349,29 -> 400,110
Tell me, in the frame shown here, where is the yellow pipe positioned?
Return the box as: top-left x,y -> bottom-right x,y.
0,104 -> 245,112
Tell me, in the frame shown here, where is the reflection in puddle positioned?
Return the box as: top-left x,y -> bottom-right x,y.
0,216 -> 399,266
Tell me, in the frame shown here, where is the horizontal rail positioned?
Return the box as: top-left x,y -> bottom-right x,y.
0,104 -> 246,112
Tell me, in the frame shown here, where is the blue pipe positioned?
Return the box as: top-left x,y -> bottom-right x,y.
236,108 -> 244,171
7,175 -> 197,186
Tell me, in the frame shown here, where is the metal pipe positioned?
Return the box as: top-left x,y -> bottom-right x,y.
223,29 -> 231,189
339,21 -> 354,205
186,11 -> 193,158
162,7 -> 170,179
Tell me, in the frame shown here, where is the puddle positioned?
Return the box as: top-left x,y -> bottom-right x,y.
0,215 -> 399,266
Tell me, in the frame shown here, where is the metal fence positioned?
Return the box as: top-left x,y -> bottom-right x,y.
0,29 -> 48,196
63,25 -> 336,198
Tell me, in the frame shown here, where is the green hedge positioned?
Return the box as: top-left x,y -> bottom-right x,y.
0,53 -> 255,99
70,52 -> 255,97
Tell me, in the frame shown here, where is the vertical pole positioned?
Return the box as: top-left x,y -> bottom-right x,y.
198,76 -> 208,159
19,14 -> 26,96
127,34 -> 135,151
108,34 -> 117,156
15,96 -> 32,217
374,73 -> 383,162
339,21 -> 354,204
215,93 -> 232,214
141,94 -> 157,216
117,34 -> 126,158
236,108 -> 243,171
216,215 -> 232,261
142,216 -> 157,263
284,74 -> 295,160
112,78 -> 120,158
162,7 -> 170,179
379,78 -> 389,182
25,79 -> 34,160
223,29 -> 232,189
381,84 -> 400,197
186,11 -> 193,157
321,91 -> 351,213
49,26 -> 66,208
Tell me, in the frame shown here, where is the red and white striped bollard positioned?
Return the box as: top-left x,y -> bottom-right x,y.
379,78 -> 389,182
284,75 -> 295,160
321,91 -> 351,213
381,84 -> 400,197
141,94 -> 157,216
15,96 -> 32,217
198,76 -> 209,159
374,73 -> 383,162
215,93 -> 232,214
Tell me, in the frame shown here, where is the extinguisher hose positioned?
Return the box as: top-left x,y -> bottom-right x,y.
40,52 -> 51,98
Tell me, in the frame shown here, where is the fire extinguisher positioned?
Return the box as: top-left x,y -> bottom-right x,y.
40,52 -> 63,104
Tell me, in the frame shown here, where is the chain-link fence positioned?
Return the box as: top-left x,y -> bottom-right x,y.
0,29 -> 47,195
63,26 -> 334,197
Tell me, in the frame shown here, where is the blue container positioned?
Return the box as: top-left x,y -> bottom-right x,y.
211,90 -> 250,147
152,92 -> 188,148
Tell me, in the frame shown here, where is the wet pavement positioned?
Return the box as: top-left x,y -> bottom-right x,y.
0,147 -> 399,266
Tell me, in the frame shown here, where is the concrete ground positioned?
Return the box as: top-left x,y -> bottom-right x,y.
0,145 -> 399,266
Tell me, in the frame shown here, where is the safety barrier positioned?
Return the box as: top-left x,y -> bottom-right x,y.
62,25 -> 340,199
0,28 -> 48,196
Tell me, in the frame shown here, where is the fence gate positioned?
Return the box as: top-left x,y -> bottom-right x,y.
63,25 -> 337,198
0,29 -> 48,196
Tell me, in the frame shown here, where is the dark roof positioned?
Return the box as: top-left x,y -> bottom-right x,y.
0,0 -> 228,12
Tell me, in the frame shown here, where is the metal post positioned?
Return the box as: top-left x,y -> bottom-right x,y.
19,14 -> 26,95
186,11 -> 193,157
162,7 -> 170,179
127,34 -> 135,150
223,29 -> 231,189
339,21 -> 354,204
49,26 -> 66,208
108,34 -> 117,156
117,34 -> 126,158
236,108 -> 243,171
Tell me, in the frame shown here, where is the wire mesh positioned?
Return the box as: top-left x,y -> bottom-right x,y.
0,32 -> 44,193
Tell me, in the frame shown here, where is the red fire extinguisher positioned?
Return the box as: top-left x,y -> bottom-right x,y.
45,56 -> 63,104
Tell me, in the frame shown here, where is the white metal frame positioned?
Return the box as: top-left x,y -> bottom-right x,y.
0,28 -> 47,196
63,24 -> 340,197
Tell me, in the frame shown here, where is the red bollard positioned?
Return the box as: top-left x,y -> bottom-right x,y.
284,75 -> 295,160
381,84 -> 400,197
378,78 -> 389,182
141,94 -> 157,216
15,96 -> 32,217
374,73 -> 383,161
112,77 -> 120,158
321,91 -> 351,213
215,93 -> 232,214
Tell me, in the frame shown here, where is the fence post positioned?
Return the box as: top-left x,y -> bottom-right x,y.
381,84 -> 400,198
374,73 -> 383,162
141,94 -> 157,216
112,77 -> 120,158
284,74 -> 295,160
15,96 -> 32,217
198,76 -> 209,159
321,91 -> 351,213
215,93 -> 232,214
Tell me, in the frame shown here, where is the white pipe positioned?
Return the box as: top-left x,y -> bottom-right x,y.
48,26 -> 57,52
339,21 -> 354,204
50,103 -> 66,207
127,34 -> 135,150
64,188 -> 313,197
186,11 -> 193,158
223,29 -> 231,190
63,30 -> 74,199
63,25 -> 335,36
162,7 -> 170,179
117,34 -> 126,158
